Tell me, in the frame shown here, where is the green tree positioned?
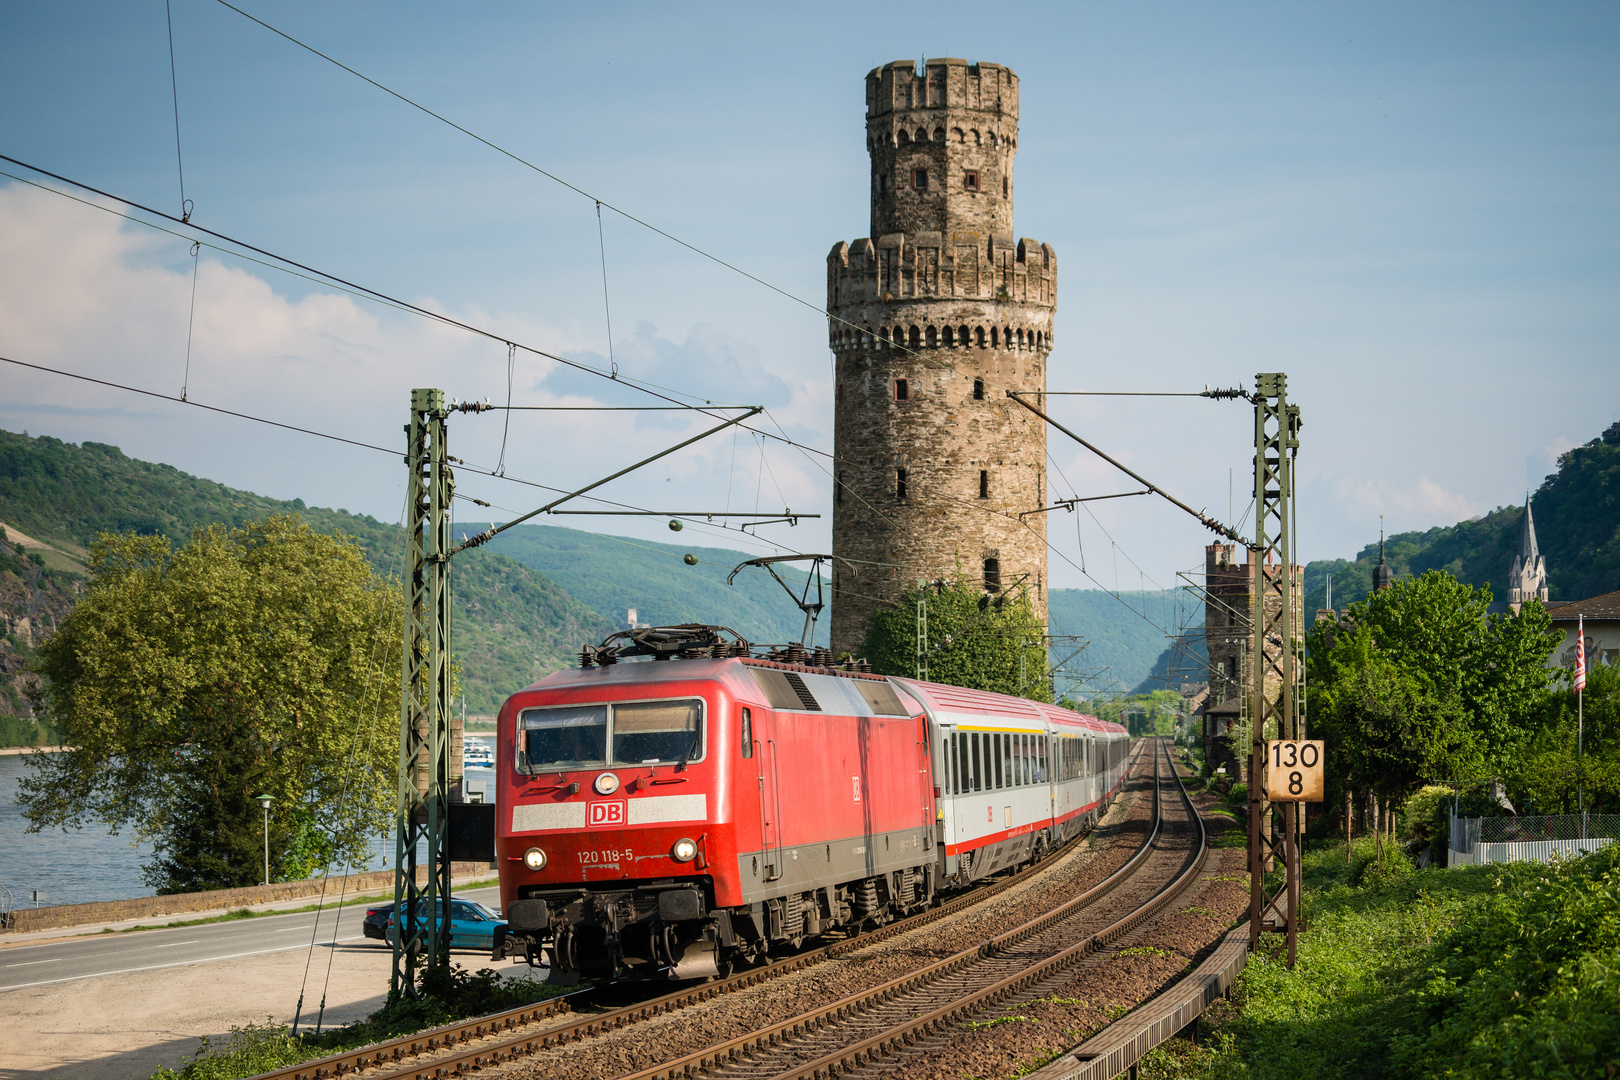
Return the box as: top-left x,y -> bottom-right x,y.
1509,661 -> 1620,814
863,577 -> 1051,702
20,516 -> 403,892
1093,689 -> 1182,736
1306,570 -> 1561,807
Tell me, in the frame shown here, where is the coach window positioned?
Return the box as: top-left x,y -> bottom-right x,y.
971,733 -> 983,792
740,707 -> 753,759
519,704 -> 607,772
994,733 -> 1006,789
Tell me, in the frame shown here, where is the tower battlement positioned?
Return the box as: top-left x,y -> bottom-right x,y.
828,231 -> 1055,321
864,60 -> 1021,240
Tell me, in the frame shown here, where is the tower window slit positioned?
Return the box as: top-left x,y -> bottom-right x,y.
973,378 -> 985,400
896,467 -> 908,500
894,378 -> 909,402
984,557 -> 1001,592
979,470 -> 989,499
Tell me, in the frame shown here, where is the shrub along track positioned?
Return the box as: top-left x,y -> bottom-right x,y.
249,742 -> 1158,1080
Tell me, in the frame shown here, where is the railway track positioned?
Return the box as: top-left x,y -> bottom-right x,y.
251,742 -> 1156,1080
620,736 -> 1203,1080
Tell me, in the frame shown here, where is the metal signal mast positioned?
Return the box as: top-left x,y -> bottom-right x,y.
1245,372 -> 1305,965
394,387 -> 455,996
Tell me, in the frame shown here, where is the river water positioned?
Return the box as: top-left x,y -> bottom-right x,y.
0,739 -> 497,913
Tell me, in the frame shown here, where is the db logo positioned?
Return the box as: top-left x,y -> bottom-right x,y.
587,801 -> 626,827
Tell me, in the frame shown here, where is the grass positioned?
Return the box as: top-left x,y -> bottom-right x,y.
1178,836 -> 1620,1078
84,879 -> 501,936
150,964 -> 570,1080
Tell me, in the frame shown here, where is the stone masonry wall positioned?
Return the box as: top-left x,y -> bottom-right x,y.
828,59 -> 1052,659
2,861 -> 494,934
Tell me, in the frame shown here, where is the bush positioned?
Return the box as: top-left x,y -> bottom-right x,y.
1226,782 -> 1247,808
1192,838 -> 1620,1078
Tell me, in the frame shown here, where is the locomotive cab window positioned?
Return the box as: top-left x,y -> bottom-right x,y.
520,704 -> 607,771
612,699 -> 702,764
740,707 -> 753,759
519,697 -> 703,773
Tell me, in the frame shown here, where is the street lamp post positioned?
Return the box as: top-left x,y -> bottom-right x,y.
255,794 -> 274,886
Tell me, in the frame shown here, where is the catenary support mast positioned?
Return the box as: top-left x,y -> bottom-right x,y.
1246,373 -> 1303,962
394,387 -> 455,996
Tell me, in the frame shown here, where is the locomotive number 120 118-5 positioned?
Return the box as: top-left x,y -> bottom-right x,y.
578,848 -> 634,864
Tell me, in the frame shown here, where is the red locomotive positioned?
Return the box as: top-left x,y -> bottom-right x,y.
492,627 -> 1129,982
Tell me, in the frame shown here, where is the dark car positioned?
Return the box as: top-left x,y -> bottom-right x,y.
362,902 -> 395,941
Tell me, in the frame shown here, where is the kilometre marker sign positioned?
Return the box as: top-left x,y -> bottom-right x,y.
1264,740 -> 1323,802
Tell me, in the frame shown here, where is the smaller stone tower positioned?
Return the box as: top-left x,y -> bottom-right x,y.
1200,543 -> 1302,778
1508,495 -> 1549,613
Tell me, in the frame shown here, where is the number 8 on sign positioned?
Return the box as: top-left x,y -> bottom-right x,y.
1264,740 -> 1324,802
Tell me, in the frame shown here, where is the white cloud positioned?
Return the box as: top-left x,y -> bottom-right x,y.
0,181 -> 832,557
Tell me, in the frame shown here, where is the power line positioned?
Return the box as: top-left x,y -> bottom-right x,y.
2,355 -> 397,455
0,155 -> 852,463
163,0 -> 191,222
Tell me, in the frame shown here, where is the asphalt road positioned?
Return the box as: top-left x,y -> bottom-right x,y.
0,885 -> 504,993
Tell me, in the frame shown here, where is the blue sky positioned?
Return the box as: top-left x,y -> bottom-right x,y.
1,2 -> 1616,595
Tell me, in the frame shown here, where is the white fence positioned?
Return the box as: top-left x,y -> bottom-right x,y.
1449,812 -> 1617,867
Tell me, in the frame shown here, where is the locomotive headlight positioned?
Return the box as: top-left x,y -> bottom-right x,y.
593,772 -> 620,795
523,847 -> 548,871
670,838 -> 698,863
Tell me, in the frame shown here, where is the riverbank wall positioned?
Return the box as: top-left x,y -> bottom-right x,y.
1,861 -> 496,934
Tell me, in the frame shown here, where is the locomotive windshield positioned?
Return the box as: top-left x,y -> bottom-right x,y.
521,704 -> 608,770
518,698 -> 704,773
612,699 -> 702,764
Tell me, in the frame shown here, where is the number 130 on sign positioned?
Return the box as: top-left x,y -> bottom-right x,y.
1264,740 -> 1324,802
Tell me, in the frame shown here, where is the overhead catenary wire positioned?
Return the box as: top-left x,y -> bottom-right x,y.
180,240 -> 200,400
203,1 -> 1053,400
163,0 -> 192,222
0,156 -> 847,458
1,355 -> 397,455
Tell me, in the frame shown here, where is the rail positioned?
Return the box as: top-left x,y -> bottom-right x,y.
1028,747 -> 1231,1080
620,737 -> 1204,1080
248,741 -> 1154,1080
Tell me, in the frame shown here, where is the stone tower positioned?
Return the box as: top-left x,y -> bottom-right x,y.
827,59 -> 1056,659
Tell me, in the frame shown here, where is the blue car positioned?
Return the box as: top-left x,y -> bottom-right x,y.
386,899 -> 506,951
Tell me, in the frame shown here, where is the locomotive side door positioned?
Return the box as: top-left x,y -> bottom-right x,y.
753,708 -> 783,882
915,714 -> 933,850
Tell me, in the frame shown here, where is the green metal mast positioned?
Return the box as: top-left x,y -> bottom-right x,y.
1246,372 -> 1303,962
393,387 -> 455,997
915,579 -> 929,681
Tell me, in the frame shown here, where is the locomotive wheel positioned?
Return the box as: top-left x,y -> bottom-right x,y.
554,927 -> 579,972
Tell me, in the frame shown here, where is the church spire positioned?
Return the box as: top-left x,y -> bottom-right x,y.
1373,515 -> 1394,592
1508,494 -> 1548,613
